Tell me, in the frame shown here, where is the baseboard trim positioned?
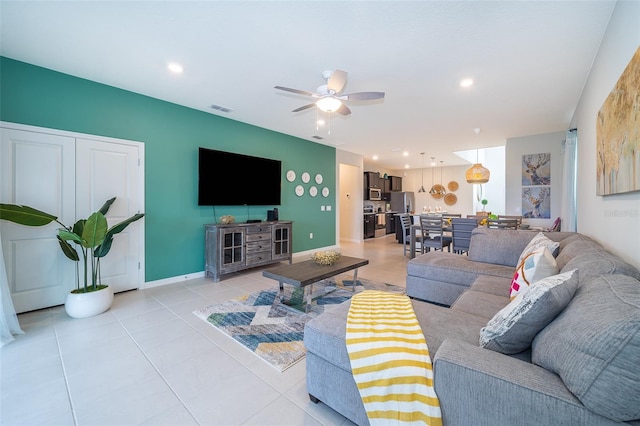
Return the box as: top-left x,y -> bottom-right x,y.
142,271 -> 205,289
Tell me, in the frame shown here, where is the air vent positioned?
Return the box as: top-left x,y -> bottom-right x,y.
312,135 -> 324,140
210,104 -> 234,113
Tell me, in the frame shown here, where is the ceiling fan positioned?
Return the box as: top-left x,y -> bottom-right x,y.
274,69 -> 384,116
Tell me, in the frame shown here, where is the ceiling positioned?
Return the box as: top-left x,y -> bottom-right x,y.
0,1 -> 616,170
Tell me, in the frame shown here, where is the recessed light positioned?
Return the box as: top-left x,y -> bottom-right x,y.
168,62 -> 184,74
404,164 -> 410,169
402,151 -> 409,157
372,155 -> 379,160
460,78 -> 473,88
317,119 -> 326,126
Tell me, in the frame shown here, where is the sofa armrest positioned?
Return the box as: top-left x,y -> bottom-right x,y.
433,339 -> 619,426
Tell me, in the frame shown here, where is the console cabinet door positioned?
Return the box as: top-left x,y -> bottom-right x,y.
218,227 -> 246,273
272,223 -> 292,261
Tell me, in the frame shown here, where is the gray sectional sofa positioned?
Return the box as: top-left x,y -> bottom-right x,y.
304,228 -> 640,425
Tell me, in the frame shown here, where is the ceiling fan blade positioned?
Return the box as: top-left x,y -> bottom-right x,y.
327,70 -> 347,94
274,86 -> 317,97
292,103 -> 316,113
336,104 -> 351,116
343,91 -> 385,101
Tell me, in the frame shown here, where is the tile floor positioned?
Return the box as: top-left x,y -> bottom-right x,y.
1,234 -> 411,426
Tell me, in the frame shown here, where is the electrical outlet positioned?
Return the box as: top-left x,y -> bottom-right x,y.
326,205 -> 332,211
321,206 -> 325,211
309,233 -> 314,239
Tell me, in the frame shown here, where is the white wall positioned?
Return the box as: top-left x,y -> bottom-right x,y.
571,0 -> 640,269
506,132 -> 564,228
337,149 -> 364,243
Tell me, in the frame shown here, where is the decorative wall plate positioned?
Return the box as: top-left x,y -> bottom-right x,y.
448,181 -> 459,192
301,172 -> 311,183
444,192 -> 457,206
322,187 -> 330,197
315,174 -> 323,184
286,170 -> 296,182
309,186 -> 318,197
430,184 -> 445,199
295,185 -> 304,196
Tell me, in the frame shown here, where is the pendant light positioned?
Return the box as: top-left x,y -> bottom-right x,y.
418,152 -> 426,193
429,157 -> 438,195
438,161 -> 447,195
466,131 -> 490,184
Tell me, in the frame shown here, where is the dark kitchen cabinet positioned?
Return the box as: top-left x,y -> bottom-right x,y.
364,214 -> 375,239
389,176 -> 403,191
364,171 -> 381,189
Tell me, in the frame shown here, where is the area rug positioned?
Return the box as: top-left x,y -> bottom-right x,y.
193,276 -> 405,372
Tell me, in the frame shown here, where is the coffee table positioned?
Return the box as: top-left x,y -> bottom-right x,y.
262,256 -> 369,312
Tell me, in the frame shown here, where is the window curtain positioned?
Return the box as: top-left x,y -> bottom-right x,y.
1,238 -> 24,347
560,129 -> 578,232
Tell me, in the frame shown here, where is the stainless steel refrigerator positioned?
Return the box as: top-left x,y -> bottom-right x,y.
390,191 -> 415,214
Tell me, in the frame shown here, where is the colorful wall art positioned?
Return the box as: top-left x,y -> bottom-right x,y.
596,46 -> 640,196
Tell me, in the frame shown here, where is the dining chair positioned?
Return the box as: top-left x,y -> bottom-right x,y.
399,214 -> 422,257
451,218 -> 478,255
486,218 -> 519,230
498,215 -> 522,229
419,215 -> 452,253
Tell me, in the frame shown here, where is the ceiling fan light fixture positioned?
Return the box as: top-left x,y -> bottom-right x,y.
316,97 -> 342,113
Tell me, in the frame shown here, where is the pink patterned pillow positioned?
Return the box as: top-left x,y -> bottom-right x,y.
510,246 -> 558,300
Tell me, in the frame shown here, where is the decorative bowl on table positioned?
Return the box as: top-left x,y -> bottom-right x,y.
311,251 -> 341,266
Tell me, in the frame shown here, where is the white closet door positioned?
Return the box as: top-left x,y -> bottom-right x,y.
1,128 -> 76,313
75,138 -> 143,293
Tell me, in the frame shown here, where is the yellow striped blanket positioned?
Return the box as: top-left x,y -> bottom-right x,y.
346,290 -> 442,425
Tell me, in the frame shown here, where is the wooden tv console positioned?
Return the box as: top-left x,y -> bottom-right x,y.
204,221 -> 292,282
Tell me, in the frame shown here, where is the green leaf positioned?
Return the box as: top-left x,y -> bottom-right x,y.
98,197 -> 116,216
57,235 -> 79,261
72,219 -> 85,237
82,212 -> 108,249
0,204 -> 57,226
58,230 -> 83,245
98,213 -> 144,258
106,213 -> 145,237
94,235 -> 114,258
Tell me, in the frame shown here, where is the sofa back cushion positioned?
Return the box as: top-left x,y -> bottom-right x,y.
555,238 -> 603,270
532,274 -> 640,422
560,249 -> 640,281
468,228 -> 539,267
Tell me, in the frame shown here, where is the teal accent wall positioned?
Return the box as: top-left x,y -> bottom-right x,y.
0,57 -> 337,282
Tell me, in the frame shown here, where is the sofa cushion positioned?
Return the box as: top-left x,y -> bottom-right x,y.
304,299 -> 488,373
510,246 -> 558,300
560,249 -> 640,281
532,274 -> 640,422
470,275 -> 512,297
480,270 -> 578,355
451,290 -> 509,320
516,232 -> 560,268
555,238 -> 603,270
468,228 -> 539,267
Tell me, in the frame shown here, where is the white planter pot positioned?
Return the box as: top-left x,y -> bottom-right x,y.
65,285 -> 114,319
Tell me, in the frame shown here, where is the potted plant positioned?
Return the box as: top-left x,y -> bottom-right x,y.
0,197 -> 144,318
481,198 -> 488,211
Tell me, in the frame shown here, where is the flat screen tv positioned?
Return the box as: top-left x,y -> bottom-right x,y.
198,147 -> 282,206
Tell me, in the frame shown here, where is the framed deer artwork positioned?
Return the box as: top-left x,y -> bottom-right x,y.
596,46 -> 640,196
522,153 -> 551,219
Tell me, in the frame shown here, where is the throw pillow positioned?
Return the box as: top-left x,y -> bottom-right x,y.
509,246 -> 558,300
516,232 -> 560,268
479,269 -> 578,354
